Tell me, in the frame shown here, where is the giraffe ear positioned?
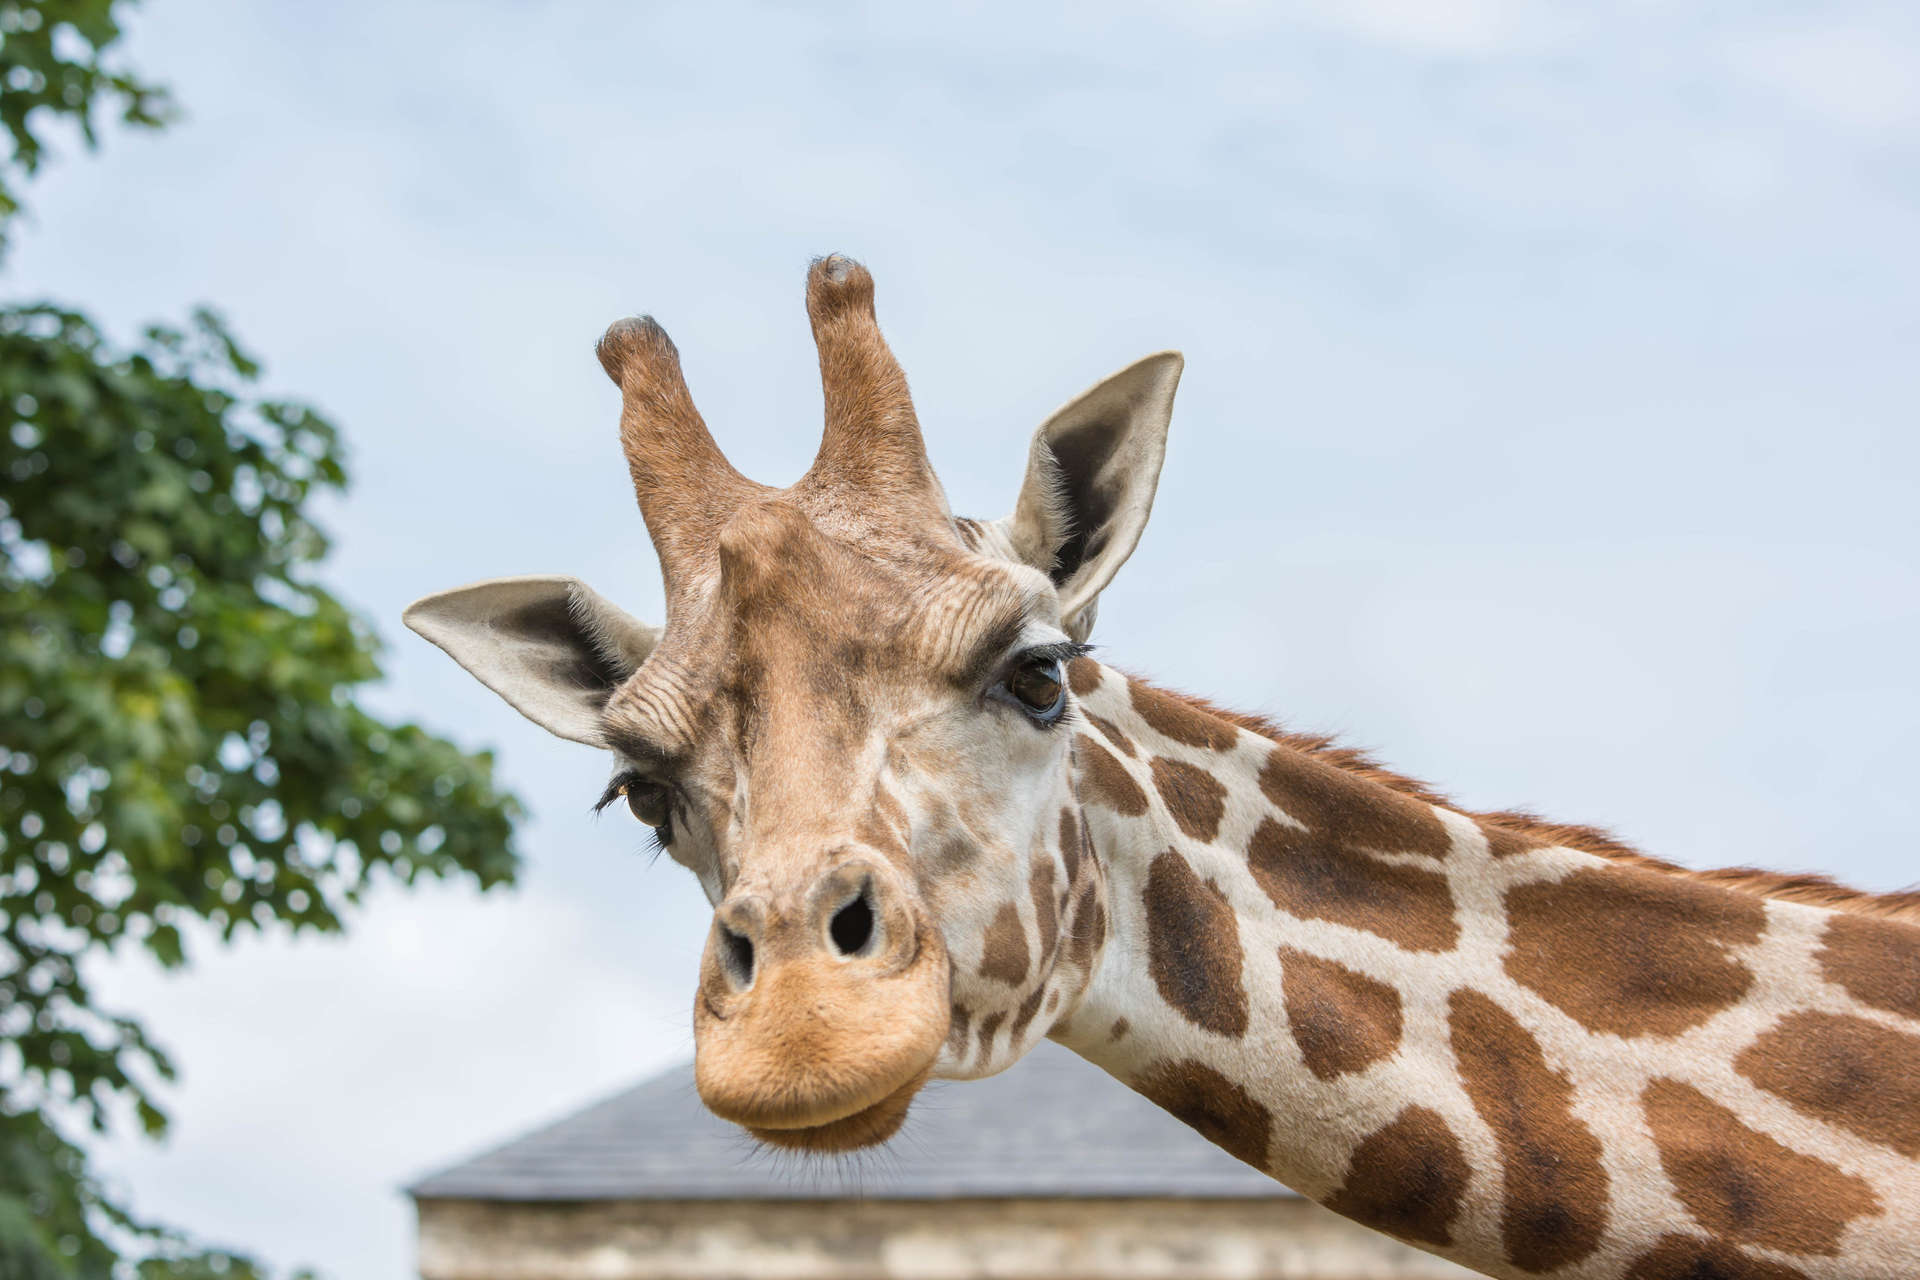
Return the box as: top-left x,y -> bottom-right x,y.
403,575 -> 659,746
999,351 -> 1183,641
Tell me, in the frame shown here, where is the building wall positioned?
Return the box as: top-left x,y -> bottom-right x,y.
415,1196 -> 1478,1280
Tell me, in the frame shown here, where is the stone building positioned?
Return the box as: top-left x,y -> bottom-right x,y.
410,1040 -> 1472,1279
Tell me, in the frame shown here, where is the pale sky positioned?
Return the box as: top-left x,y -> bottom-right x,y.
9,2 -> 1919,1276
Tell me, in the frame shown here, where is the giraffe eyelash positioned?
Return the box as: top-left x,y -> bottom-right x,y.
990,640 -> 1092,687
1026,641 -> 1093,666
592,773 -> 641,815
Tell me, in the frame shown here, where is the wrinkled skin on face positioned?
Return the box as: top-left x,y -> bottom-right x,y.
406,256 -> 1181,1150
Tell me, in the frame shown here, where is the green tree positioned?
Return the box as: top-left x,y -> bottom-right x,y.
0,3 -> 524,1275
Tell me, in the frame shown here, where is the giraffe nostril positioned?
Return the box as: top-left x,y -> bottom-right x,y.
829,892 -> 875,957
718,923 -> 756,988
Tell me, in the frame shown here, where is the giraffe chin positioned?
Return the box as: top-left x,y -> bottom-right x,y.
743,1064 -> 932,1153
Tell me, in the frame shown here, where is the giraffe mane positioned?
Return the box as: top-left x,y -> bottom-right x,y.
1146,679 -> 1920,926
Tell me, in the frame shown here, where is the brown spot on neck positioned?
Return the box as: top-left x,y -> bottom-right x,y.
1278,948 -> 1402,1080
1258,744 -> 1452,861
1058,807 -> 1086,885
1323,1106 -> 1469,1248
1028,855 -> 1059,963
1818,912 -> 1920,1021
1738,1011 -> 1920,1159
1149,756 -> 1228,842
1007,977 -> 1049,1045
1449,989 -> 1607,1273
1066,655 -> 1103,696
1505,864 -> 1764,1037
1075,734 -> 1148,816
973,1009 -> 1006,1060
1144,850 -> 1249,1039
1624,1236 -> 1810,1280
1128,678 -> 1241,750
978,902 -> 1029,986
1131,1059 -> 1271,1171
1083,711 -> 1137,758
1643,1077 -> 1878,1256
945,1005 -> 972,1057
1062,871 -> 1105,975
1247,817 -> 1459,952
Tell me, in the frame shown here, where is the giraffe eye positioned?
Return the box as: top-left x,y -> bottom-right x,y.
1003,656 -> 1067,723
618,778 -> 673,838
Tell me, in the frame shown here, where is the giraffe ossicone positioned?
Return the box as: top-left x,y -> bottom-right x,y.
407,257 -> 1920,1279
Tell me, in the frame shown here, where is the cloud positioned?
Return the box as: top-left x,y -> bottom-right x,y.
1301,0 -> 1565,56
1724,16 -> 1920,132
1139,0 -> 1566,55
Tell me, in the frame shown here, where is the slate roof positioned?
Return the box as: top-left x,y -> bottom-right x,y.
409,1039 -> 1293,1201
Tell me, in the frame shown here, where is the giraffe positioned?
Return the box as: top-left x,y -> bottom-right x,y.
406,257 -> 1920,1279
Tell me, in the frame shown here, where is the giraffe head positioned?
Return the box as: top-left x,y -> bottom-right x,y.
406,257 -> 1181,1151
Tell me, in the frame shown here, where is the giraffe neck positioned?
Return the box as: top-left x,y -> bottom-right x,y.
1049,658 -> 1920,1280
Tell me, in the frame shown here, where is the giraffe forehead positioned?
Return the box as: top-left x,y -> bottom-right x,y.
603,520 -> 1052,756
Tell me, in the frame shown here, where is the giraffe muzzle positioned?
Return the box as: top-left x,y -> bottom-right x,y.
691,856 -> 950,1151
